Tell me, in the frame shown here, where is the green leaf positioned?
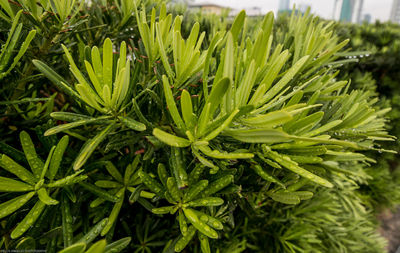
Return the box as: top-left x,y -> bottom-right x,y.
0,154 -> 36,185
20,131 -> 44,180
45,116 -> 112,136
118,116 -> 146,131
291,191 -> 314,200
151,206 -> 175,214
183,208 -> 218,239
230,10 -> 246,41
75,84 -> 104,112
174,226 -> 196,252
58,243 -> 86,253
260,55 -> 310,105
138,171 -> 164,197
269,192 -> 300,205
104,237 -> 131,253
199,233 -> 211,253
198,145 -> 253,159
206,74 -> 230,116
0,176 -> 34,192
201,175 -> 234,197
73,124 -> 115,171
152,128 -> 191,147
91,46 -> 103,83
178,210 -> 188,236
50,112 -> 93,122
181,90 -> 196,130
40,146 -> 55,181
11,200 -> 46,239
157,163 -> 169,187
249,50 -> 289,106
236,60 -> 257,107
105,161 -> 123,183
37,188 -> 58,205
202,32 -> 224,99
183,180 -> 208,202
102,38 -> 113,89
0,0 -> 14,19
161,75 -> 185,130
102,190 -> 124,236
188,197 -> 224,207
192,209 -> 224,230
241,111 -> 293,128
192,148 -> 219,172
188,164 -> 205,186
84,60 -> 102,95
76,218 -> 108,244
86,240 -> 106,253
78,182 -> 120,202
1,30 -> 36,78
61,195 -> 73,247
166,177 -> 182,202
33,60 -> 80,99
156,23 -> 174,79
48,136 -> 69,180
285,111 -> 324,134
170,147 -> 188,189
251,163 -> 285,187
223,128 -> 290,143
95,180 -> 121,188
203,109 -> 239,141
0,192 -> 35,219
263,145 -> 333,188
61,45 -> 92,92
47,173 -> 88,188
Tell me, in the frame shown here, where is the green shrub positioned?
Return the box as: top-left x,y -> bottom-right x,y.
0,2 -> 395,252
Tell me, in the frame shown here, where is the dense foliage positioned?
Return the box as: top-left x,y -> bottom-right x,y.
335,21 -> 400,210
0,1 -> 397,252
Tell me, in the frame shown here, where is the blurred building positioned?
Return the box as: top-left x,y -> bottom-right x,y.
279,0 -> 290,11
340,0 -> 355,22
355,0 -> 364,23
333,0 -> 364,23
188,2 -> 262,17
390,0 -> 400,23
230,6 -> 262,17
245,7 -> 262,17
188,2 -> 227,15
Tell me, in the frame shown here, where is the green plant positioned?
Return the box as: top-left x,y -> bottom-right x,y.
0,1 -> 396,253
0,10 -> 35,79
33,38 -> 146,171
0,132 -> 87,239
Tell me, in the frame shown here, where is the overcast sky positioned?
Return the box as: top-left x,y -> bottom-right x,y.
193,0 -> 393,22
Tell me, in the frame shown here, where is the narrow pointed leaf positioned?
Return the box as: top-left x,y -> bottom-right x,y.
20,131 -> 44,179
11,200 -> 46,239
0,192 -> 35,219
73,124 -> 115,171
37,188 -> 59,205
48,136 -> 69,180
0,176 -> 34,192
0,154 -> 35,185
153,128 -> 191,147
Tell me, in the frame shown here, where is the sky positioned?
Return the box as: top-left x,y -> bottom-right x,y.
193,0 -> 393,22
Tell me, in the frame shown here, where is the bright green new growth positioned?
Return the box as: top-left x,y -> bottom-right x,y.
33,40 -> 147,171
61,38 -> 130,114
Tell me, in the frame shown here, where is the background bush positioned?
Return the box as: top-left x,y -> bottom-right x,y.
0,1 -> 398,252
